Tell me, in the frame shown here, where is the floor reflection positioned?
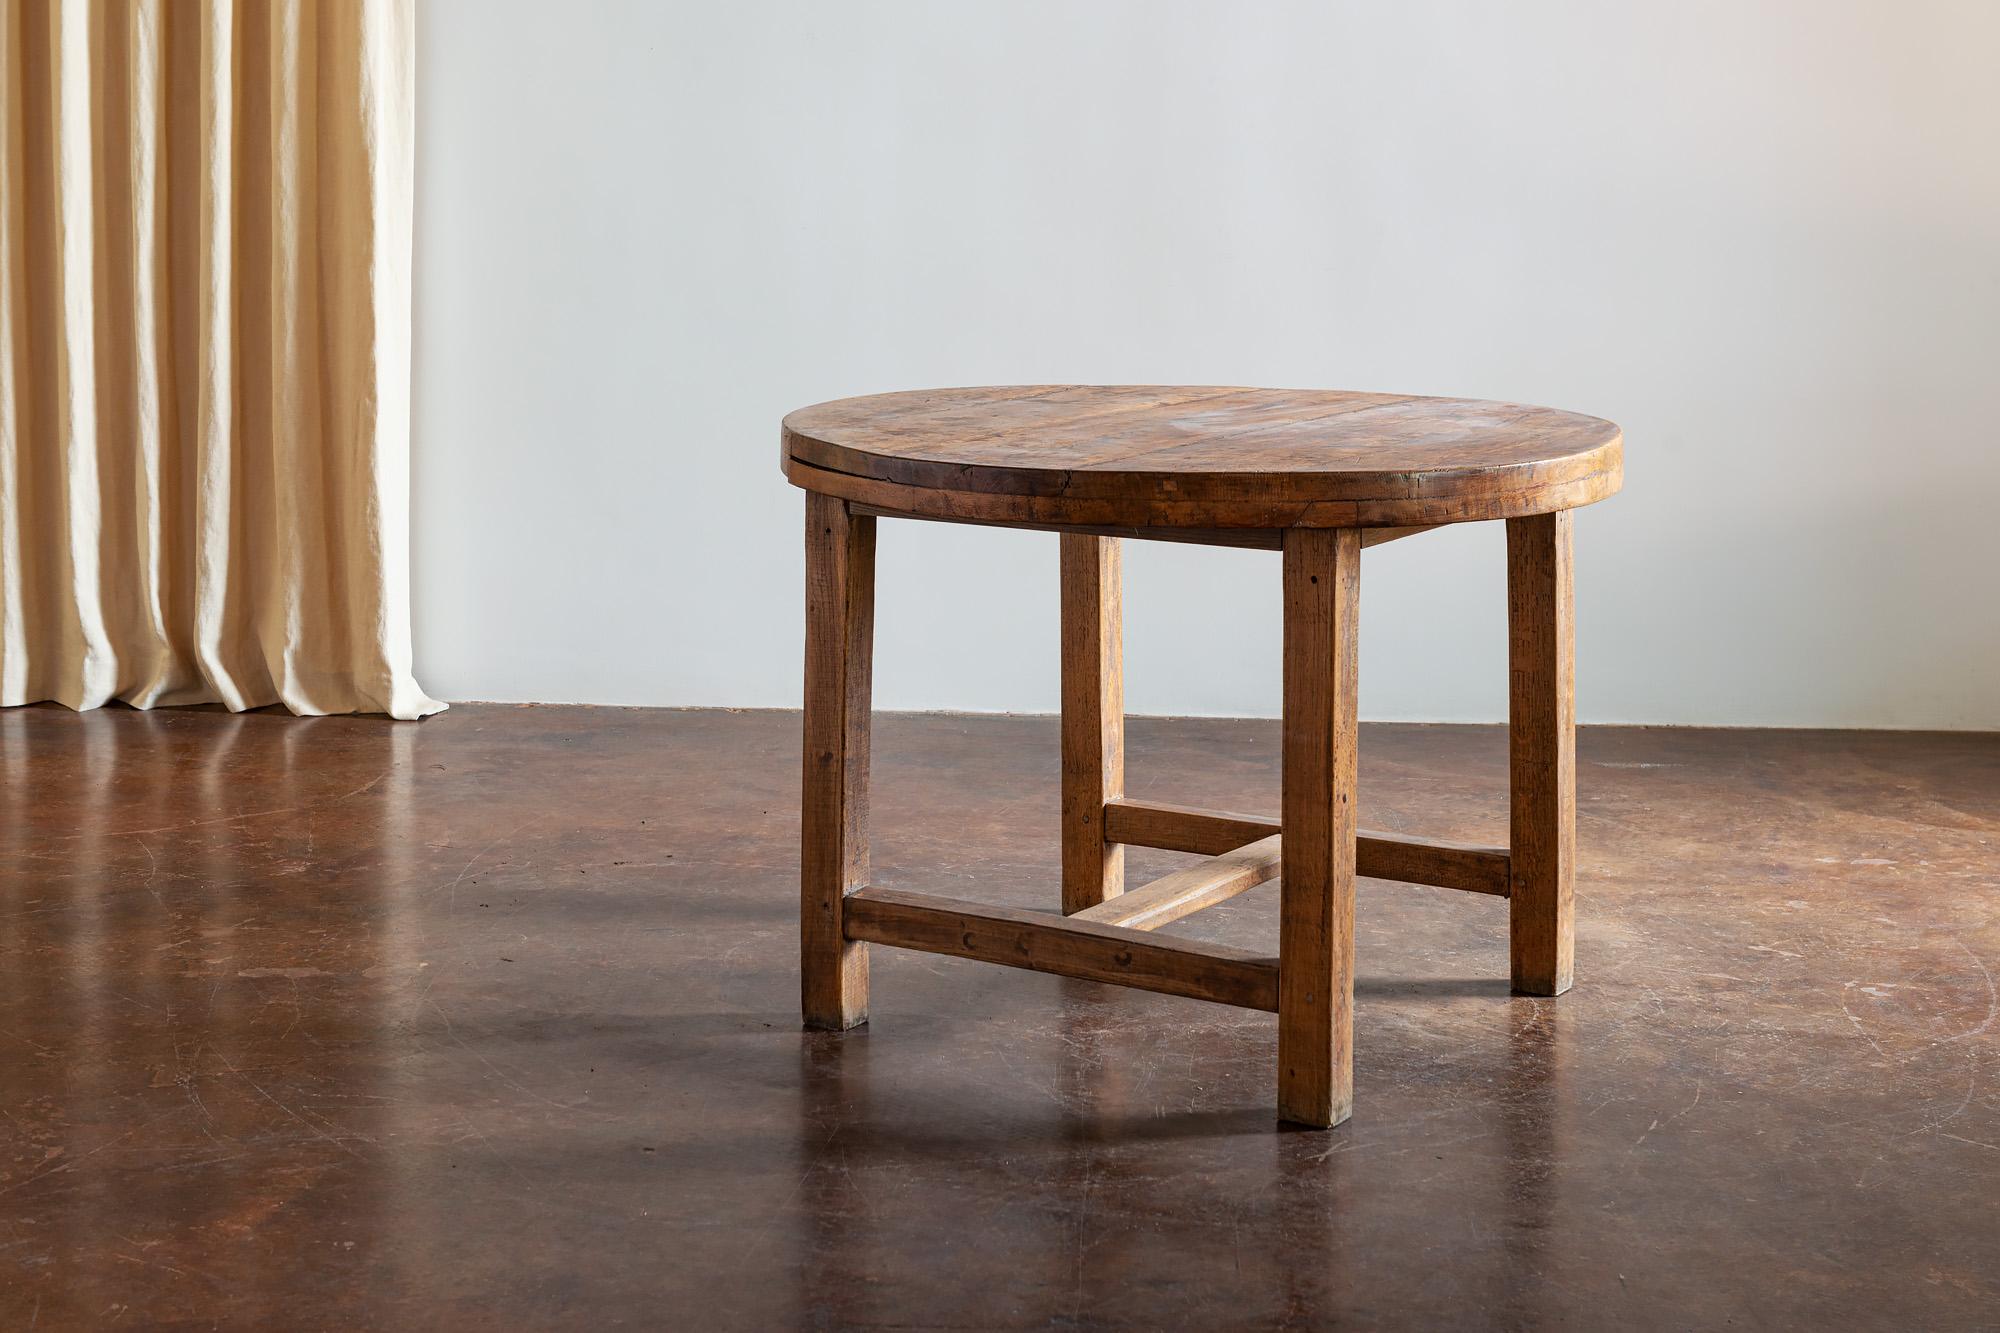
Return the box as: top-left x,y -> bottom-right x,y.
1,707 -> 413,1324
6,705 -> 1993,1325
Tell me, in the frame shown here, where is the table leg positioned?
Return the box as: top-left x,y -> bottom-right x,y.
802,493 -> 874,1029
1060,534 -> 1125,915
1507,510 -> 1576,996
1278,528 -> 1361,1128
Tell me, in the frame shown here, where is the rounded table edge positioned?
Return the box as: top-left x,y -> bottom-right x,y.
782,440 -> 1622,531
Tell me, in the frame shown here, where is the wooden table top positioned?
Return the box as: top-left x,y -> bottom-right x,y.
783,386 -> 1621,530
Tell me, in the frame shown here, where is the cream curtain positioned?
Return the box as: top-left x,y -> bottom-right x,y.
0,0 -> 440,719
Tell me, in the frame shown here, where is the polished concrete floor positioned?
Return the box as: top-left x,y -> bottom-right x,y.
1,704 -> 1996,1328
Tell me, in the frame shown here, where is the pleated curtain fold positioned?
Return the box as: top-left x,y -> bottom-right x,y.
0,0 -> 440,719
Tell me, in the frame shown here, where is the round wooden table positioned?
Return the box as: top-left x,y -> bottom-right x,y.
782,386 -> 1624,1129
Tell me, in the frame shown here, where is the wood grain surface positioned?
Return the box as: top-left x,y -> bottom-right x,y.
1507,510 -> 1577,995
785,386 -> 1620,529
1059,535 -> 1125,914
1070,834 -> 1284,932
1278,527 -> 1363,1128
800,494 -> 873,1029
842,887 -> 1280,1011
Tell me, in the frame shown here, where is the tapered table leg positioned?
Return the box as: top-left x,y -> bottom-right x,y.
1060,534 -> 1125,915
1507,510 -> 1576,996
802,493 -> 875,1029
1278,528 -> 1362,1128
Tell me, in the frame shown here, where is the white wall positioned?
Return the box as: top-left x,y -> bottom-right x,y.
412,0 -> 2000,728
